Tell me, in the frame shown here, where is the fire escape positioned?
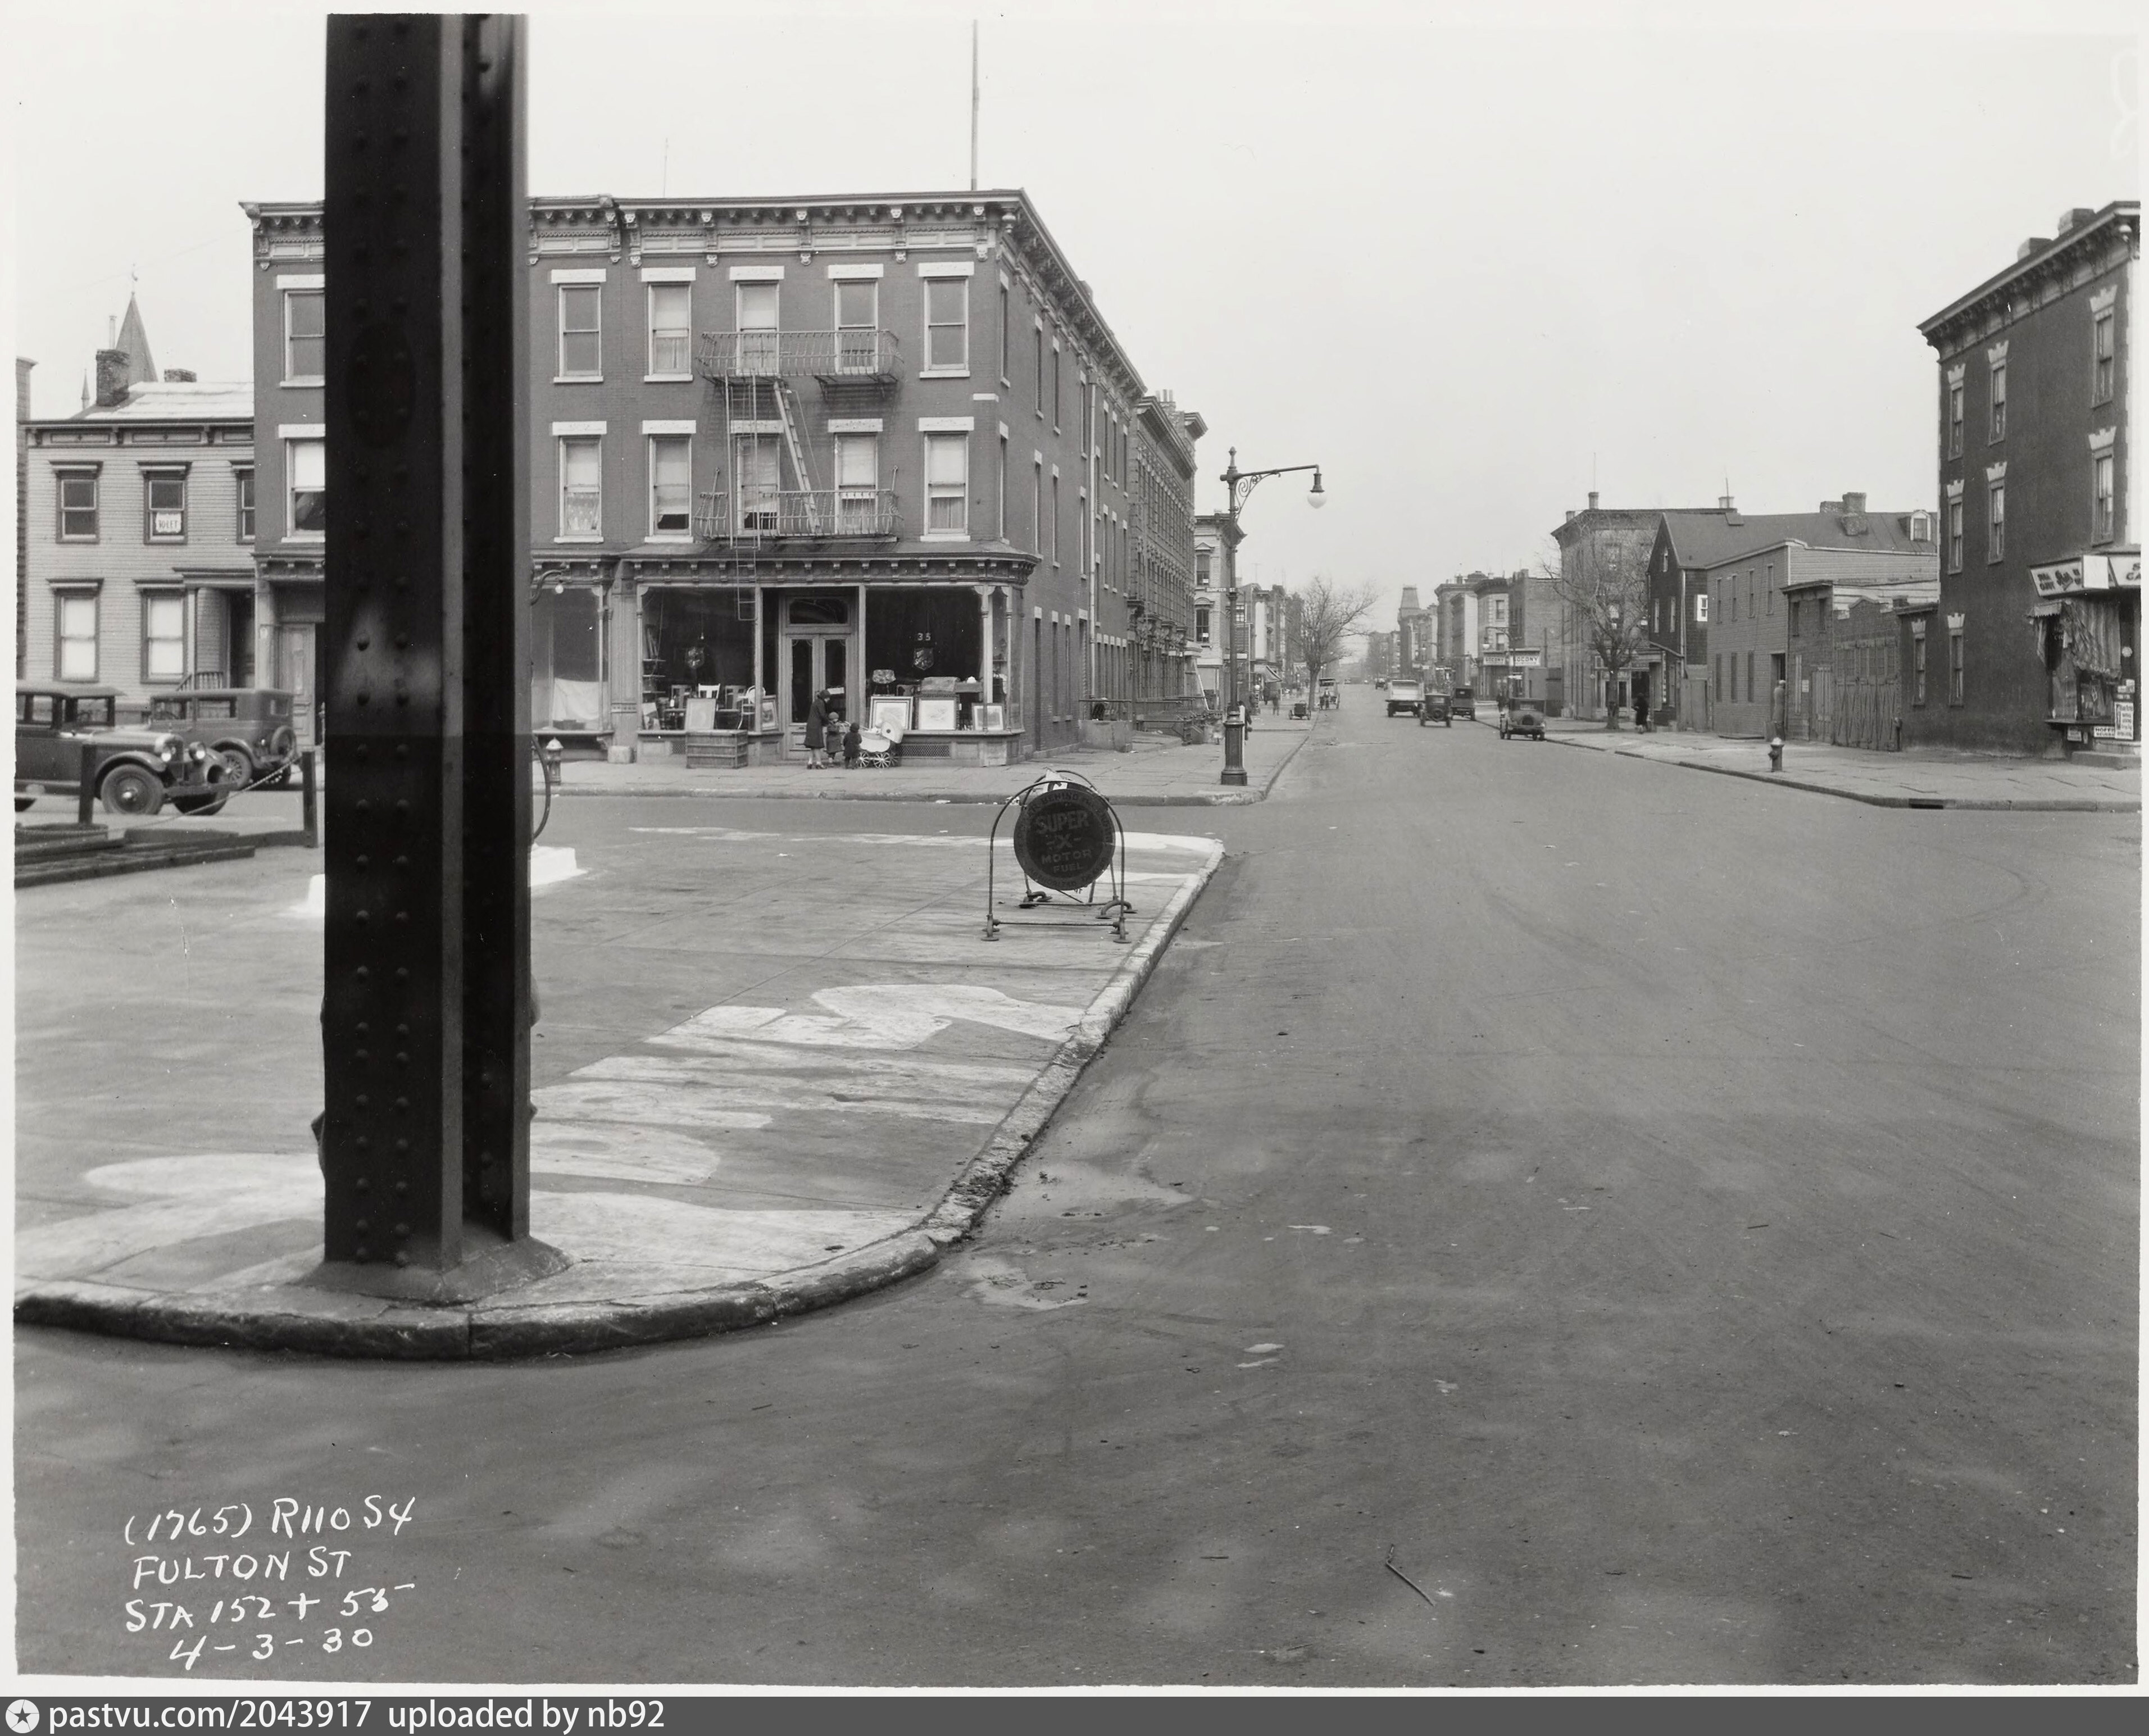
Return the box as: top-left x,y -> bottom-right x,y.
694,325 -> 903,548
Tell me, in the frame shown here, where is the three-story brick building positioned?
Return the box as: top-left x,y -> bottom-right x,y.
1913,201 -> 2137,756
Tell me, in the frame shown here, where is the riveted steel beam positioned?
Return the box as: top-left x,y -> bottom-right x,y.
321,14 -> 531,1274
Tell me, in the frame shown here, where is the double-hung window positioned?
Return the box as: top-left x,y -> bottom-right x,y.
646,283 -> 692,378
1912,630 -> 1928,705
57,469 -> 99,540
925,277 -> 969,372
835,280 -> 880,373
735,281 -> 779,374
557,282 -> 602,379
1947,380 -> 1964,457
235,467 -> 256,542
287,437 -> 325,539
1034,324 -> 1045,413
559,435 -> 602,538
142,591 -> 186,683
1052,345 -> 1062,430
284,287 -> 325,384
2093,310 -> 2116,403
144,469 -> 187,542
1988,483 -> 2005,562
925,433 -> 969,535
2093,451 -> 2116,542
835,434 -> 880,534
1989,360 -> 2007,442
57,591 -> 99,680
1051,474 -> 1061,565
735,434 -> 780,533
1947,498 -> 1964,572
1948,627 -> 1965,706
648,433 -> 692,538
999,284 -> 1012,381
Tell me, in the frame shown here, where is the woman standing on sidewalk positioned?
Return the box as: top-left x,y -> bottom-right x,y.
805,690 -> 829,769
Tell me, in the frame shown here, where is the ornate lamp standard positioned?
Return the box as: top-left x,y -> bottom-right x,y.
1217,448 -> 1324,785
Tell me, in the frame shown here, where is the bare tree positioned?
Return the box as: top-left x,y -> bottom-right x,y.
1292,575 -> 1381,703
1539,534 -> 1651,730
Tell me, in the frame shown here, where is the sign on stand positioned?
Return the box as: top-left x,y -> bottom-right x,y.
985,772 -> 1133,942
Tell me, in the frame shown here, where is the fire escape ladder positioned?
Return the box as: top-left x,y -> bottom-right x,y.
773,378 -> 822,536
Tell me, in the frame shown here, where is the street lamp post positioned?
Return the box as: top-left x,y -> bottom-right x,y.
1217,447 -> 1324,785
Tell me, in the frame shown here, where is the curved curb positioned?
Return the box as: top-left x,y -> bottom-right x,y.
15,844 -> 1224,1362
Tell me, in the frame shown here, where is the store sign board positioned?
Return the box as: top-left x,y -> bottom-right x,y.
1483,648 -> 1543,668
2032,553 -> 2142,595
1014,783 -> 1116,892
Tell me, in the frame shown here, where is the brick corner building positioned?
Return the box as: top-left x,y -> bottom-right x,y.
1914,201 -> 2138,757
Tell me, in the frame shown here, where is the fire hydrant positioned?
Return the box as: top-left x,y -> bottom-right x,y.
1768,734 -> 1784,773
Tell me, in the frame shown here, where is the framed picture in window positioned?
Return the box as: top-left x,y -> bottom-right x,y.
979,704 -> 1005,731
870,696 -> 912,733
915,697 -> 958,731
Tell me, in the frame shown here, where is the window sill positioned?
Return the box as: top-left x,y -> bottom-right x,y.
643,374 -> 693,385
920,530 -> 972,543
281,378 -> 325,390
553,375 -> 604,387
555,535 -> 605,544
284,534 -> 326,546
645,534 -> 695,545
57,536 -> 101,546
919,368 -> 971,381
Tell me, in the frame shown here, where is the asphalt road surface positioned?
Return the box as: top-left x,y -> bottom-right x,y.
16,698 -> 2138,1687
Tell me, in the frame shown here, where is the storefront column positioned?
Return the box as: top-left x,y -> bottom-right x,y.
749,585 -> 764,726
857,582 -> 869,719
976,583 -> 995,708
606,566 -> 640,762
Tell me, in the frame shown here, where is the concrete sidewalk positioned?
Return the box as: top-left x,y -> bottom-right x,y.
1503,714 -> 2140,811
549,711 -> 1315,806
13,816 -> 1223,1358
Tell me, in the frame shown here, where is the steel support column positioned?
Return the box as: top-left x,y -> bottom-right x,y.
320,14 -> 534,1276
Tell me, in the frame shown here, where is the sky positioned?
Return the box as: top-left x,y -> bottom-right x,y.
6,0 -> 2139,631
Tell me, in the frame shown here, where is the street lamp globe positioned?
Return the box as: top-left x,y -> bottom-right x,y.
1306,469 -> 1327,509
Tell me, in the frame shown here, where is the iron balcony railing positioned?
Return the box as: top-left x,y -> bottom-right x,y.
696,329 -> 902,383
694,488 -> 901,543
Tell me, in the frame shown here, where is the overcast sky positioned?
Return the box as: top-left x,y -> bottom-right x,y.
7,1 -> 2138,628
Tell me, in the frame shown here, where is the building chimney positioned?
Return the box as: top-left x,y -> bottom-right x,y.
1820,499 -> 1844,513
1718,494 -> 1735,511
2057,206 -> 2096,234
1841,490 -> 1866,515
1587,490 -> 1600,511
94,349 -> 131,408
162,368 -> 196,383
2016,235 -> 2052,261
14,357 -> 33,424
1565,508 -> 1576,524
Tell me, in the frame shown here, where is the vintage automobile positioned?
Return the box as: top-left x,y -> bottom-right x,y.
144,687 -> 301,789
1448,685 -> 1477,720
1418,688 -> 1452,726
1385,678 -> 1424,717
1498,694 -> 1547,740
15,683 -> 229,816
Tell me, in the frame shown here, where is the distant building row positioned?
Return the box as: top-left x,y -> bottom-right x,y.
1394,202 -> 2136,757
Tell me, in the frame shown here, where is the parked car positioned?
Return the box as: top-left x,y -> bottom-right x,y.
1419,689 -> 1452,726
1449,685 -> 1476,720
144,687 -> 300,789
15,683 -> 229,817
1498,695 -> 1546,740
1386,679 -> 1424,717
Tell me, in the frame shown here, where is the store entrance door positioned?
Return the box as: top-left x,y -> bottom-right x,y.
778,593 -> 853,760
280,623 -> 319,745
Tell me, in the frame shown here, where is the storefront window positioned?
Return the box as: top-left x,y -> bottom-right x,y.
640,586 -> 759,730
532,585 -> 605,729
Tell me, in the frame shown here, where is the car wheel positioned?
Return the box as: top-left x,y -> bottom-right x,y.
99,765 -> 164,817
215,748 -> 255,789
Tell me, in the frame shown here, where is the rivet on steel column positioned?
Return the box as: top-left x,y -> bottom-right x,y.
317,14 -> 562,1302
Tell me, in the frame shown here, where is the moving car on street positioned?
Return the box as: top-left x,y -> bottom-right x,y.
1448,685 -> 1476,720
15,683 -> 229,817
1419,688 -> 1452,726
145,687 -> 300,789
1385,678 -> 1423,717
1498,694 -> 1547,740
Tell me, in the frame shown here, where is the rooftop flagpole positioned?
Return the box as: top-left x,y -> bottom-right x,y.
970,21 -> 979,190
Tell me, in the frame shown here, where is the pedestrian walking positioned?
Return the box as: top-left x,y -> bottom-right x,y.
805,690 -> 829,768
1634,693 -> 1651,733
842,719 -> 861,767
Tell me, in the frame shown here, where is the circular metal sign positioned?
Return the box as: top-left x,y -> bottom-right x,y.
1012,783 -> 1116,892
